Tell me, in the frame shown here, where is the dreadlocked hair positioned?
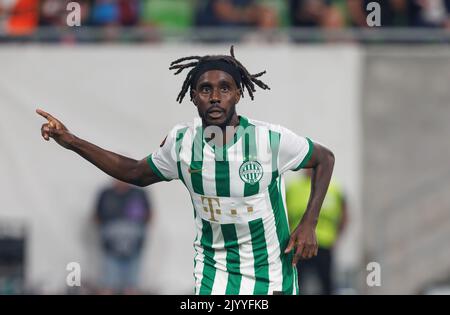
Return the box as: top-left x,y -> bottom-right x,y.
169,45 -> 270,104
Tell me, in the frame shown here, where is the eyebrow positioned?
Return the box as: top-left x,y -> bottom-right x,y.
198,79 -> 233,87
197,82 -> 212,89
218,80 -> 232,86
197,80 -> 233,88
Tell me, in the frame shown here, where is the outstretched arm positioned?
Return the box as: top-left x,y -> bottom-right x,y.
285,142 -> 335,265
36,108 -> 161,187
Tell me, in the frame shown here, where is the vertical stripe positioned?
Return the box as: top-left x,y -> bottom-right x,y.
210,222 -> 228,294
255,124 -> 272,195
201,145 -> 217,197
178,130 -> 195,193
293,266 -> 299,295
221,224 -> 242,294
199,219 -> 216,295
190,127 -> 205,195
192,196 -> 200,293
211,269 -> 229,295
269,130 -> 280,179
226,115 -> 249,197
262,193 -> 284,294
278,177 -> 295,294
193,232 -> 199,294
176,127 -> 188,184
269,179 -> 294,294
215,116 -> 247,197
243,124 -> 259,196
269,131 -> 294,294
228,137 -> 245,198
193,214 -> 204,294
233,223 -> 255,294
215,146 -> 230,197
278,174 -> 299,295
194,250 -> 204,295
249,218 -> 270,294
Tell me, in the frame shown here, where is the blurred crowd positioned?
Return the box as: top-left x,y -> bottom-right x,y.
0,0 -> 450,41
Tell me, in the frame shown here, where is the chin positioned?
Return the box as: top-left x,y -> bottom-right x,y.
206,119 -> 226,128
203,115 -> 225,126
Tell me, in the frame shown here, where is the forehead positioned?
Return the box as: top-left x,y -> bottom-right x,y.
196,70 -> 236,86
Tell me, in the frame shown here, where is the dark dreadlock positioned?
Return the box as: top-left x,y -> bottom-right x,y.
169,46 -> 270,104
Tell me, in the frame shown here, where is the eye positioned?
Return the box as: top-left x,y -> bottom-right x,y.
221,86 -> 230,92
201,86 -> 211,93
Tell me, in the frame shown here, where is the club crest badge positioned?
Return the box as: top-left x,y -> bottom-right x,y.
239,160 -> 263,185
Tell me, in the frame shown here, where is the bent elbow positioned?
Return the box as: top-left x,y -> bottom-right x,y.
329,149 -> 335,163
325,148 -> 335,168
130,172 -> 149,187
131,179 -> 147,187
128,163 -> 147,187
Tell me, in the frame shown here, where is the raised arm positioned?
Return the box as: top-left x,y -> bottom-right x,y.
36,108 -> 161,187
285,142 -> 335,265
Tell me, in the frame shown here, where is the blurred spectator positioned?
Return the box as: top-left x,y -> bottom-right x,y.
140,0 -> 194,30
289,0 -> 346,29
286,169 -> 348,295
90,0 -> 141,41
195,0 -> 278,28
91,0 -> 140,26
254,1 -> 279,30
118,0 -> 140,26
94,179 -> 152,294
0,0 -> 39,36
91,0 -> 120,26
39,0 -> 69,26
194,0 -> 279,42
347,0 -> 408,27
407,0 -> 450,28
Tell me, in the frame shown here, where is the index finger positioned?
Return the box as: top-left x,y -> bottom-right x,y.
292,244 -> 305,266
36,108 -> 54,121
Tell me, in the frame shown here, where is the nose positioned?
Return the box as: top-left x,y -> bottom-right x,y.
210,88 -> 221,104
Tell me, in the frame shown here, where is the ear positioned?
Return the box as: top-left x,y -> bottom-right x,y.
235,89 -> 241,104
190,89 -> 198,106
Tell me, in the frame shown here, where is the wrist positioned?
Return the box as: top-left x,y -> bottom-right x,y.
66,134 -> 79,151
300,214 -> 318,227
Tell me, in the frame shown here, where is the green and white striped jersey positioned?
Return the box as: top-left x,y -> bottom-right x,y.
147,116 -> 313,295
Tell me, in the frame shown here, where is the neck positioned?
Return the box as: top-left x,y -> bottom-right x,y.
203,114 -> 240,147
227,114 -> 240,129
223,114 -> 240,145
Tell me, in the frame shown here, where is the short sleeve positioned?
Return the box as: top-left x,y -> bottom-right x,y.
146,125 -> 182,181
278,126 -> 314,174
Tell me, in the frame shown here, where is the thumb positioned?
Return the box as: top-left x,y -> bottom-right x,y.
48,127 -> 64,137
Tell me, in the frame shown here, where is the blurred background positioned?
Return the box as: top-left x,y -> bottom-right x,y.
0,0 -> 449,295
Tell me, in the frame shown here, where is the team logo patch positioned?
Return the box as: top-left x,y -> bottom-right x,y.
239,160 -> 263,185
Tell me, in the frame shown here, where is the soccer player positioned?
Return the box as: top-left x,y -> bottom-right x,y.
37,46 -> 335,295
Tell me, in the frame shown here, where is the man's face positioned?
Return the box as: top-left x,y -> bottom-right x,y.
191,70 -> 241,128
